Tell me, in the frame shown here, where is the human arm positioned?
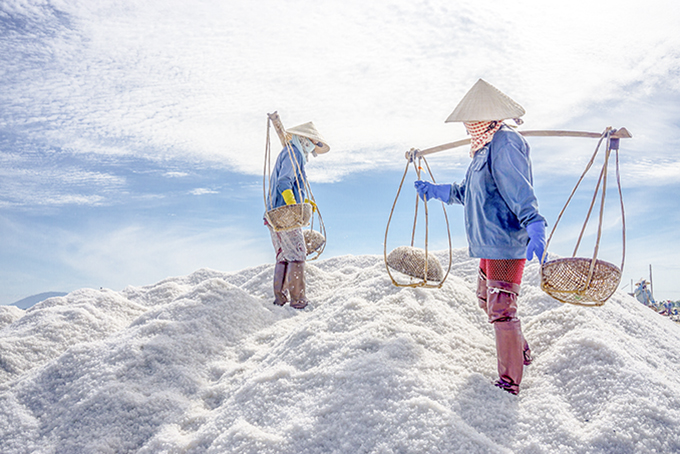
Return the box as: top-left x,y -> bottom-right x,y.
276,146 -> 305,204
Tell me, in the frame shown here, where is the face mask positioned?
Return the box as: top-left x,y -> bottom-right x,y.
464,121 -> 502,157
298,136 -> 317,154
291,135 -> 318,162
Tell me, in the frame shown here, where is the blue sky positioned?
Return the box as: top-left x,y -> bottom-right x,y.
2,0 -> 680,304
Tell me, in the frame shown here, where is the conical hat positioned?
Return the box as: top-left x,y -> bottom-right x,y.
286,122 -> 330,154
445,79 -> 525,123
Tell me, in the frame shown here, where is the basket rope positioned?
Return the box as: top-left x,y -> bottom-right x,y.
384,153 -> 453,288
541,128 -> 626,306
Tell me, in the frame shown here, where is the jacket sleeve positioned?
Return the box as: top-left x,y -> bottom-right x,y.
276,148 -> 297,193
491,135 -> 545,228
448,181 -> 465,205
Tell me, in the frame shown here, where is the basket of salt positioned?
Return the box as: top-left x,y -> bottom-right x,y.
265,203 -> 312,232
538,127 -> 628,307
540,257 -> 621,307
304,229 -> 326,255
386,246 -> 444,282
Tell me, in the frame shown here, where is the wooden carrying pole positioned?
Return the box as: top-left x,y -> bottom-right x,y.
267,111 -> 290,147
407,128 -> 633,160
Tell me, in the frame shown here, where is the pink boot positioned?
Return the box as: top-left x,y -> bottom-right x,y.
478,274 -> 532,365
494,319 -> 524,395
273,261 -> 288,306
487,280 -> 526,394
523,338 -> 533,366
476,269 -> 488,312
286,261 -> 309,309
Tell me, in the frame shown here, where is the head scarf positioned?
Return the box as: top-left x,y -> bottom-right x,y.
465,120 -> 503,157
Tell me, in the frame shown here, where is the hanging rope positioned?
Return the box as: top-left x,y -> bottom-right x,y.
540,128 -> 627,306
285,132 -> 327,260
384,152 -> 453,288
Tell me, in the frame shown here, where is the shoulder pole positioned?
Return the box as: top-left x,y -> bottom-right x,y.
406,128 -> 632,160
267,111 -> 291,147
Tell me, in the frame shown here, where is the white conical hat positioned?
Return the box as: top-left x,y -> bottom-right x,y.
286,122 -> 330,154
445,79 -> 525,123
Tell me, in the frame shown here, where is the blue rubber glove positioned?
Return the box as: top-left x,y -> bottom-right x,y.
414,181 -> 451,203
526,221 -> 546,262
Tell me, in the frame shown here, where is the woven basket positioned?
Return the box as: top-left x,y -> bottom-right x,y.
540,257 -> 621,306
304,230 -> 326,255
386,246 -> 444,282
265,203 -> 312,232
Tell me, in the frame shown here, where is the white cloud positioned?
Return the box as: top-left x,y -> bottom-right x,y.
623,160 -> 680,186
2,0 -> 679,184
0,164 -> 125,208
164,171 -> 189,178
3,0 -> 680,306
189,188 -> 218,196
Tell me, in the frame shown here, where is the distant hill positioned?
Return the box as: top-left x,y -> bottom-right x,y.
11,292 -> 68,310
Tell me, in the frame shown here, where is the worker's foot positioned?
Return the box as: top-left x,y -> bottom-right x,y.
494,378 -> 519,395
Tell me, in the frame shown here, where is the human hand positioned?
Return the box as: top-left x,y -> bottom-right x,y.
282,189 -> 296,205
526,221 -> 546,262
414,181 -> 451,203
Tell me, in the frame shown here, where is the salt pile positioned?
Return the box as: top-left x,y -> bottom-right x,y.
1,250 -> 679,453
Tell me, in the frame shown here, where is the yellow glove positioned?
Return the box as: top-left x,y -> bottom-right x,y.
305,198 -> 317,212
282,189 -> 296,205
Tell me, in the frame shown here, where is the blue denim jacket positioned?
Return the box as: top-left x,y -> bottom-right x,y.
447,125 -> 546,259
266,144 -> 307,210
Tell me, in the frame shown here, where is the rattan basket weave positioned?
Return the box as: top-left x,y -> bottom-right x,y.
540,257 -> 621,306
265,203 -> 312,232
303,230 -> 326,255
386,246 -> 444,282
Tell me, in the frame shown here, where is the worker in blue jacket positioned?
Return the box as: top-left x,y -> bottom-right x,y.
265,121 -> 330,309
415,79 -> 547,395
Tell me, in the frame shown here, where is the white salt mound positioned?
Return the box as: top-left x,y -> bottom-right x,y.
0,250 -> 678,453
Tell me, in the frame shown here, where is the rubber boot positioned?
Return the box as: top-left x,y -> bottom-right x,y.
523,337 -> 533,366
273,261 -> 288,306
481,276 -> 532,366
286,261 -> 309,309
476,269 -> 488,313
487,280 -> 524,395
494,319 -> 524,395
